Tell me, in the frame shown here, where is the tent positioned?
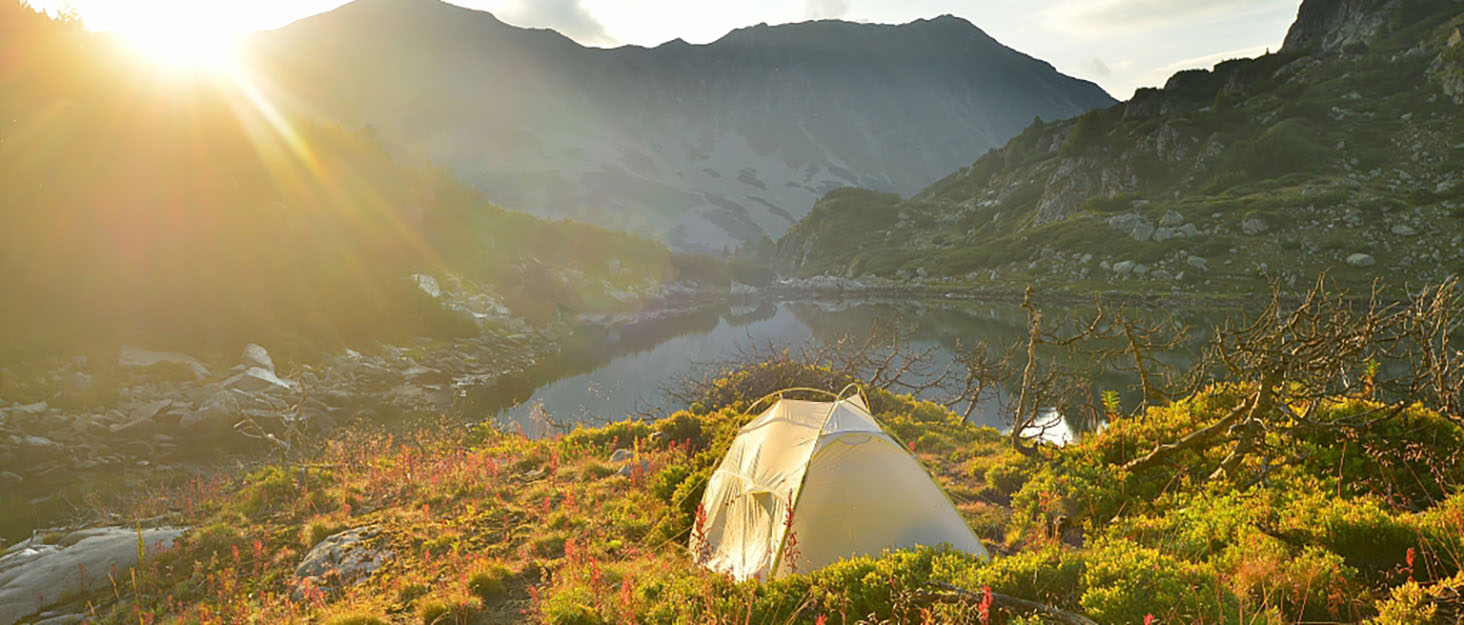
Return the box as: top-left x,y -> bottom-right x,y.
692,391 -> 988,581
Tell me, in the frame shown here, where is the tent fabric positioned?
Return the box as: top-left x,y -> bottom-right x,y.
694,396 -> 987,581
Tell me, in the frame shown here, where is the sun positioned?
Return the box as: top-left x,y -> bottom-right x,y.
115,20 -> 242,72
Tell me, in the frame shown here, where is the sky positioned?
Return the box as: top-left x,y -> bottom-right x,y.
30,0 -> 1304,99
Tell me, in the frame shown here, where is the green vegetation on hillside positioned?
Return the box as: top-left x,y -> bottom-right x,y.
776,0 -> 1464,298
53,348 -> 1464,624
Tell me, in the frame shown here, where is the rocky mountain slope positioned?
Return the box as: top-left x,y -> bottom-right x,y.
776,0 -> 1464,296
245,0 -> 1114,252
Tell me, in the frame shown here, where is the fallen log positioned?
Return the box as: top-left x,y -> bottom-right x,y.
913,582 -> 1099,625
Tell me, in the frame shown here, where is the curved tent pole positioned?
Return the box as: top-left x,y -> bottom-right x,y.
743,383 -> 870,419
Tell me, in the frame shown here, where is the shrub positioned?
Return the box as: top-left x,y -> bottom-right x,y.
417,595 -> 475,625
1078,537 -> 1235,623
301,517 -> 345,548
467,560 -> 515,602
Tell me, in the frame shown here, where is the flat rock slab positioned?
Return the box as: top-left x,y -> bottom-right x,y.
0,526 -> 186,625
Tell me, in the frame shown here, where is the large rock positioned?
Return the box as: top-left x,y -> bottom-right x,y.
1390,224 -> 1418,237
1241,217 -> 1269,236
240,344 -> 274,373
1187,256 -> 1210,271
1346,253 -> 1377,267
1130,222 -> 1155,242
294,526 -> 392,598
118,346 -> 209,380
179,390 -> 242,434
1158,210 -> 1184,227
0,526 -> 186,625
221,368 -> 297,394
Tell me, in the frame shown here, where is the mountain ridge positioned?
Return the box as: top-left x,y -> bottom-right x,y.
774,0 -> 1464,296
247,0 -> 1114,252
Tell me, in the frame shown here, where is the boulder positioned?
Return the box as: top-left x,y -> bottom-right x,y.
221,368 -> 297,394
179,391 -> 242,434
1187,256 -> 1210,271
1159,210 -> 1184,227
1152,226 -> 1182,242
118,346 -> 209,380
1112,261 -> 1136,276
1346,253 -> 1377,267
1390,224 -> 1418,236
1241,217 -> 1269,236
1130,222 -> 1155,242
294,526 -> 392,598
0,526 -> 185,625
240,344 -> 274,373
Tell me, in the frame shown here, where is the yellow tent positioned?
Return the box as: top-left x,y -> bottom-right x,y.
692,392 -> 988,581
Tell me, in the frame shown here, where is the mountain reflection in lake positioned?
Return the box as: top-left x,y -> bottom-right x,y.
483,298 -> 1224,441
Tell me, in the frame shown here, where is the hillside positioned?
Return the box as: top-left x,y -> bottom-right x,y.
776,0 -> 1464,296
0,3 -> 689,360
244,0 -> 1114,252
5,358 -> 1461,624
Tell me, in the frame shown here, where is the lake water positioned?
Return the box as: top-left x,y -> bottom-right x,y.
486,297 -> 1222,440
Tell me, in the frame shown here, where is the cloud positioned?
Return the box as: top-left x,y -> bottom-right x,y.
802,0 -> 852,20
504,0 -> 613,46
1084,57 -> 1112,77
1042,0 -> 1296,35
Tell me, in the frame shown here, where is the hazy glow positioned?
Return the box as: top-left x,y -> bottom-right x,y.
32,0 -> 1304,98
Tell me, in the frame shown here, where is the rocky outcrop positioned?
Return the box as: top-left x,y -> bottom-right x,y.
0,526 -> 185,625
1282,0 -> 1400,54
293,526 -> 392,598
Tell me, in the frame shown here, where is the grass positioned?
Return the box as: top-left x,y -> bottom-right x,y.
45,358 -> 1463,624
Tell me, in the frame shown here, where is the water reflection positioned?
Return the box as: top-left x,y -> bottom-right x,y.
487,298 -> 1228,439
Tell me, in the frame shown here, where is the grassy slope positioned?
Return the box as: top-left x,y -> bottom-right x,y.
65,363 -> 1464,624
776,2 -> 1464,299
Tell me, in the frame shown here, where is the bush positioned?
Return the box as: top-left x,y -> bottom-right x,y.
467,560 -> 515,602
417,595 -> 475,625
1078,537 -> 1236,623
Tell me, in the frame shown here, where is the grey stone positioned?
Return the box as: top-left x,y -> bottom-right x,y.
1152,269 -> 1175,280
294,526 -> 392,598
1130,222 -> 1155,242
1241,217 -> 1269,236
1159,210 -> 1184,227
1112,260 -> 1135,276
0,526 -> 185,625
179,391 -> 242,434
1152,226 -> 1181,242
118,346 -> 209,379
1346,253 -> 1377,267
240,344 -> 274,373
1179,223 -> 1200,238
221,368 -> 296,394
1187,256 -> 1210,271
609,448 -> 634,463
1390,224 -> 1418,236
